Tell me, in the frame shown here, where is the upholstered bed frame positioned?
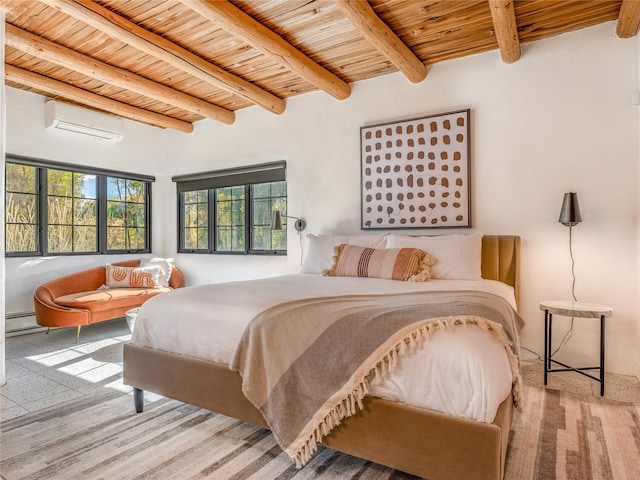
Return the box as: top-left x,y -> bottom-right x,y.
123,235 -> 520,480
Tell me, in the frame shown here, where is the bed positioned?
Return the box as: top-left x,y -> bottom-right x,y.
123,234 -> 522,480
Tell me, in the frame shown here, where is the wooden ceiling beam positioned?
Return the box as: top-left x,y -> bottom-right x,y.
488,0 -> 521,64
39,0 -> 286,115
5,24 -> 235,125
180,0 -> 351,101
5,64 -> 194,133
617,0 -> 640,38
333,0 -> 426,84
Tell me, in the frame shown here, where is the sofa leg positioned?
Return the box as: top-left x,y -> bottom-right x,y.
76,325 -> 81,344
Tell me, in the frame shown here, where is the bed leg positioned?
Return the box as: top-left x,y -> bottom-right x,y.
133,388 -> 144,413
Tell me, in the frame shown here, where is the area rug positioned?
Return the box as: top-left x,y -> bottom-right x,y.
1,385 -> 639,480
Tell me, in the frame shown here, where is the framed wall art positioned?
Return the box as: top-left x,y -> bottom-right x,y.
361,109 -> 471,229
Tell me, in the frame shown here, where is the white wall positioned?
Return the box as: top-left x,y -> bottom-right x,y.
4,22 -> 639,378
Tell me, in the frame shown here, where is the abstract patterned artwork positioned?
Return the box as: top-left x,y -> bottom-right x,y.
361,109 -> 470,229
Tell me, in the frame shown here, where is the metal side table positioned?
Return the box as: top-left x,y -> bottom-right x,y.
540,300 -> 612,396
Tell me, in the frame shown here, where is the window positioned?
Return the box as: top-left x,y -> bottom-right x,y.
181,190 -> 209,251
251,181 -> 286,251
5,156 -> 153,256
5,163 -> 38,254
175,162 -> 287,255
216,185 -> 246,252
107,178 -> 148,251
47,168 -> 97,253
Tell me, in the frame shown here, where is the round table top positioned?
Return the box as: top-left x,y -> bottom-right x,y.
539,300 -> 612,318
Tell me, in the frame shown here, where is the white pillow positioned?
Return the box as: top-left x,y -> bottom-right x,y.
300,233 -> 388,274
385,232 -> 483,280
140,257 -> 174,287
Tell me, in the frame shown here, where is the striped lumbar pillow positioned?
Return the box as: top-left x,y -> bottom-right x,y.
322,244 -> 436,281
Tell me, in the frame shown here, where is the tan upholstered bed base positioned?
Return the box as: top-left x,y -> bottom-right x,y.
123,344 -> 512,480
123,235 -> 520,480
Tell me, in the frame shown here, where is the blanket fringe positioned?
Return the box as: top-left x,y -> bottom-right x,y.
292,315 -> 523,468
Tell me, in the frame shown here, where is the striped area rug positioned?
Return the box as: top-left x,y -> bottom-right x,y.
1,385 -> 639,480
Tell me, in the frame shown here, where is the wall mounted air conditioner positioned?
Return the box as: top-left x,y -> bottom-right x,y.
45,100 -> 124,142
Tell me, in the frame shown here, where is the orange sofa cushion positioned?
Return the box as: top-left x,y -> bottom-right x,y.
55,287 -> 171,312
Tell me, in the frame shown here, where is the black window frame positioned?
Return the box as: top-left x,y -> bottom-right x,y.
175,162 -> 287,256
4,154 -> 154,257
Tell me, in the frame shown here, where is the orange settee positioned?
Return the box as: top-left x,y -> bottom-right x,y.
34,259 -> 185,343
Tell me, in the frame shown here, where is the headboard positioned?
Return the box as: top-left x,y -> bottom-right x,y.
481,235 -> 520,306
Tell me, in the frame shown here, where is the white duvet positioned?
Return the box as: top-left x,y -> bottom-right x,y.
131,274 -> 518,423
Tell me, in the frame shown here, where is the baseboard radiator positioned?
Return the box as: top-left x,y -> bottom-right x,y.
5,311 -> 44,335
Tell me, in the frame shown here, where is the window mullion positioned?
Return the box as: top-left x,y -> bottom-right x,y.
210,189 -> 216,253
145,182 -> 152,253
245,185 -> 251,254
97,176 -> 107,253
177,191 -> 183,253
38,167 -> 48,255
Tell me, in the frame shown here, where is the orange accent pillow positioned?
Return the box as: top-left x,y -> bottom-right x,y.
105,265 -> 162,289
322,244 -> 436,282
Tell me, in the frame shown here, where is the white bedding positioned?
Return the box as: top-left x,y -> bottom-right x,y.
131,274 -> 518,423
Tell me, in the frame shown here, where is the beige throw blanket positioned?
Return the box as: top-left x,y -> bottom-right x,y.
230,290 -> 524,467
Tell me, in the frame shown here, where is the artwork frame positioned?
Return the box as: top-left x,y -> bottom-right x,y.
360,109 -> 471,230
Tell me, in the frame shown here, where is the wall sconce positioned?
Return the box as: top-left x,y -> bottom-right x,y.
558,192 -> 582,227
271,209 -> 306,233
558,192 -> 582,301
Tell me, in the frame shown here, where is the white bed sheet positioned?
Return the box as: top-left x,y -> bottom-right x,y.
131,274 -> 517,423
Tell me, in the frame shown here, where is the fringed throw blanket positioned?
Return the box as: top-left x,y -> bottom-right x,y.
229,290 -> 525,467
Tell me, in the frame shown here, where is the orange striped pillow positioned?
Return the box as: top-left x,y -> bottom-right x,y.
322,244 -> 436,282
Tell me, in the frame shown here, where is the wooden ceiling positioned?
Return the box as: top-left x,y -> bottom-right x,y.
3,1 -> 640,134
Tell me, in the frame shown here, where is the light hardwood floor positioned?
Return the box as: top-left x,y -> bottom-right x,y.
2,320 -> 640,422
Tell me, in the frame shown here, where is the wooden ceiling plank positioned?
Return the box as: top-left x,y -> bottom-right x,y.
5,64 -> 194,133
39,0 -> 286,114
5,24 -> 235,125
179,0 -> 351,100
333,0 -> 426,83
617,0 -> 640,38
488,0 -> 521,64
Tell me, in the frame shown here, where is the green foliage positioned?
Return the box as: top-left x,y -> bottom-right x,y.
5,163 -> 36,193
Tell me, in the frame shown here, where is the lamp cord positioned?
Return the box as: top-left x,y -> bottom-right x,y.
569,225 -> 577,302
550,224 -> 577,358
298,230 -> 304,266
